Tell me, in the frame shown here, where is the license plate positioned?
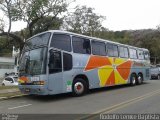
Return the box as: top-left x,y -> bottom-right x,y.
25,88 -> 30,92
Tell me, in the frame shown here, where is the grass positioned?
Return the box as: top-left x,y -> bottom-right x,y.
0,86 -> 19,90
0,91 -> 23,98
0,86 -> 23,98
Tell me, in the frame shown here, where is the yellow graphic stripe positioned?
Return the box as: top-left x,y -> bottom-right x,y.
98,65 -> 113,87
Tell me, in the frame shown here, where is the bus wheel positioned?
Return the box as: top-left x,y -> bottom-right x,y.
130,74 -> 136,86
72,78 -> 88,96
137,74 -> 143,85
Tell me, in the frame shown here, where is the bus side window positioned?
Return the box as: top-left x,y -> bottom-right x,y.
63,53 -> 72,71
51,34 -> 71,52
138,50 -> 144,60
129,48 -> 137,59
119,46 -> 129,58
49,50 -> 62,74
106,43 -> 118,57
72,36 -> 91,54
144,51 -> 150,60
91,40 -> 106,56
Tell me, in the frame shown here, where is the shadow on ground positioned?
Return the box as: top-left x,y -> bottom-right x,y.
18,82 -> 150,102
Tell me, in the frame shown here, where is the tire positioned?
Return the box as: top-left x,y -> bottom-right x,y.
158,75 -> 160,80
137,74 -> 143,85
72,78 -> 88,96
2,83 -> 5,86
130,74 -> 137,86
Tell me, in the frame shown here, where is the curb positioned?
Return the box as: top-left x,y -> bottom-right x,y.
0,94 -> 26,101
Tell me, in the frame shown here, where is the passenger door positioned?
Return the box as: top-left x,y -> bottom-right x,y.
48,50 -> 63,94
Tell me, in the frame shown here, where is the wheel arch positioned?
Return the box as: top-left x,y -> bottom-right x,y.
73,74 -> 89,89
138,72 -> 143,79
130,72 -> 137,78
130,72 -> 138,81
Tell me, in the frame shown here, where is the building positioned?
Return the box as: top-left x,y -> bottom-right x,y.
0,46 -> 19,80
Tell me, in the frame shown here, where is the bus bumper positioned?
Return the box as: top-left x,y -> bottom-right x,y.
18,85 -> 48,95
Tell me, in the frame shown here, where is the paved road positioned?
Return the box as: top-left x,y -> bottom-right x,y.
0,80 -> 160,120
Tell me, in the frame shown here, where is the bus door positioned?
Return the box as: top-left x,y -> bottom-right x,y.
48,49 -> 63,93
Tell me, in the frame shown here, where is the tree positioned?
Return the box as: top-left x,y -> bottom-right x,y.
0,0 -> 74,50
0,0 -> 24,49
13,0 -> 70,37
0,0 -> 13,33
32,16 -> 63,35
63,6 -> 106,36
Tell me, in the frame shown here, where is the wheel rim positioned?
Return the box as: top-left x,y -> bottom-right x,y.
138,76 -> 142,83
132,76 -> 136,85
74,82 -> 84,95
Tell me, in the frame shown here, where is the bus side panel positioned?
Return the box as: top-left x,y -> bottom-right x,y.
62,54 -> 150,94
83,55 -> 133,88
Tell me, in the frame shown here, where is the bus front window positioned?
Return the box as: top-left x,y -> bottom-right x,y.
19,48 -> 47,76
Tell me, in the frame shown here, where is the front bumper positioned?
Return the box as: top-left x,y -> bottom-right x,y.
18,85 -> 48,95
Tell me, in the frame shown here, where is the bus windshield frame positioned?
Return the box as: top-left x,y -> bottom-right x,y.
19,32 -> 51,76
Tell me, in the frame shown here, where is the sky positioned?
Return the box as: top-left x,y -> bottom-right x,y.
0,0 -> 160,31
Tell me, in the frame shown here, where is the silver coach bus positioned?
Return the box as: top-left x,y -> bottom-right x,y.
18,30 -> 150,96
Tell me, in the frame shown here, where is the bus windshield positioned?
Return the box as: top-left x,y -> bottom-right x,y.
19,47 -> 47,76
24,32 -> 51,50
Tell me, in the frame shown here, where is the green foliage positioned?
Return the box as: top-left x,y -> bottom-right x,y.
11,0 -> 69,37
63,5 -> 106,36
0,36 -> 11,57
32,16 -> 63,35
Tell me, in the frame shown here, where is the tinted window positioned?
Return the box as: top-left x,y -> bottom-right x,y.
107,43 -> 118,57
49,50 -> 62,74
91,40 -> 106,56
25,33 -> 51,50
119,46 -> 129,58
72,36 -> 91,54
5,78 -> 13,82
63,53 -> 72,71
144,51 -> 150,60
138,50 -> 144,60
129,48 -> 137,59
51,34 -> 71,52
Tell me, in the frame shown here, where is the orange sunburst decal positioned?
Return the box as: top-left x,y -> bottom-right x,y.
85,55 -> 133,87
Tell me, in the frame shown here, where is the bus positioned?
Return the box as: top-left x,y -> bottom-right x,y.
18,30 -> 150,96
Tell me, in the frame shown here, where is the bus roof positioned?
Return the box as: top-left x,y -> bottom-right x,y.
29,30 -> 149,51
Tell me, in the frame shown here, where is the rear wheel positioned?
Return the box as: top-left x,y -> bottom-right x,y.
72,78 -> 88,96
137,74 -> 143,85
130,74 -> 136,86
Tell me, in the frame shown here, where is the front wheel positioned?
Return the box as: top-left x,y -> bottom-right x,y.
2,83 -> 5,86
72,78 -> 88,96
130,74 -> 136,86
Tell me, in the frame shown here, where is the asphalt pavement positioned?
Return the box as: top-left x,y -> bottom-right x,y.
0,79 -> 160,120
